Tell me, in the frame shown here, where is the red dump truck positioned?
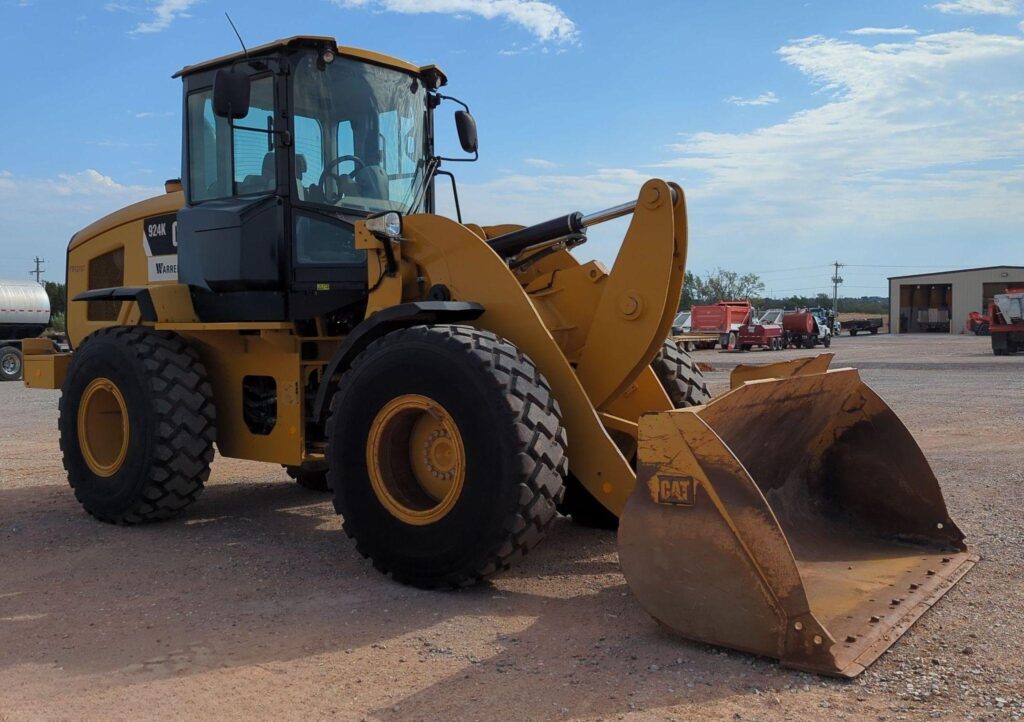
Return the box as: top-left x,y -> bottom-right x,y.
990,289 -> 1024,355
689,300 -> 753,350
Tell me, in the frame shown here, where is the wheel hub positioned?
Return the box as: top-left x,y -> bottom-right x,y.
1,352 -> 19,376
77,377 -> 130,477
367,394 -> 466,525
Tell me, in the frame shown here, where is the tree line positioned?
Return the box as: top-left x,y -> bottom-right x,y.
681,269 -> 887,314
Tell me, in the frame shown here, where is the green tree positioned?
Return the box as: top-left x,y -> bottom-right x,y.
44,281 -> 66,316
44,281 -> 66,332
681,268 -> 765,308
680,270 -> 701,310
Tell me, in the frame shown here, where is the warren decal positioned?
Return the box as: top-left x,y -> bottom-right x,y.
143,213 -> 178,282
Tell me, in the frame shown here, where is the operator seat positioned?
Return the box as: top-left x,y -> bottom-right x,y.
237,152 -> 276,195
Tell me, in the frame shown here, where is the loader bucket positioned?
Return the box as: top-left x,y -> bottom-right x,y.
619,367 -> 976,677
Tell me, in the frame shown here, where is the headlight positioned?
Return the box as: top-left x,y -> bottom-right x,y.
366,212 -> 402,238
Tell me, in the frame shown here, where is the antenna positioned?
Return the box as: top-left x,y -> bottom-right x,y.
225,13 -> 248,57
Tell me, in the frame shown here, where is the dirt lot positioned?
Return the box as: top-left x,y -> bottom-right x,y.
1,334 -> 1021,721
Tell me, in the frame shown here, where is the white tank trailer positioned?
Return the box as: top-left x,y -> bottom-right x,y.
0,280 -> 50,337
0,280 -> 52,381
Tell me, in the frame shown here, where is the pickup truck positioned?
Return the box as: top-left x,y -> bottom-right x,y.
842,318 -> 883,336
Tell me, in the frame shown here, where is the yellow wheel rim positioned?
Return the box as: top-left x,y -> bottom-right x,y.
367,394 -> 466,526
78,377 -> 130,477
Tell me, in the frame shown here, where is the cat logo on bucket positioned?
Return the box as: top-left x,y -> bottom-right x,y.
652,474 -> 696,506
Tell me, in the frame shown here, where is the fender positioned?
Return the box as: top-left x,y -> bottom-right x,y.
311,300 -> 484,423
72,286 -> 157,322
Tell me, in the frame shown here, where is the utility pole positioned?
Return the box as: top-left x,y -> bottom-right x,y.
831,261 -> 844,323
30,257 -> 45,285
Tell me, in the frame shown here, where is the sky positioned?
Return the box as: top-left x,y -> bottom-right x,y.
0,0 -> 1022,297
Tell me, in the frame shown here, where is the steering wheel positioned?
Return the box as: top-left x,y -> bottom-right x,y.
318,155 -> 366,203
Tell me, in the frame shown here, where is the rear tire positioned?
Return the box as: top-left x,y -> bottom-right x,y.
326,325 -> 567,588
823,334 -> 832,348
849,330 -> 857,337
284,463 -> 331,492
0,346 -> 22,381
976,322 -> 989,336
560,339 -> 710,530
58,327 -> 216,524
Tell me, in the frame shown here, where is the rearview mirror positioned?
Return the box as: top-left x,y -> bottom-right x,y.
213,69 -> 251,119
455,110 -> 478,154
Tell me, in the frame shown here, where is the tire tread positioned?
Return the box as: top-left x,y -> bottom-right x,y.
327,324 -> 567,588
59,326 -> 215,524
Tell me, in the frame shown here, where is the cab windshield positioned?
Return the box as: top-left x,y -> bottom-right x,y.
292,52 -> 429,215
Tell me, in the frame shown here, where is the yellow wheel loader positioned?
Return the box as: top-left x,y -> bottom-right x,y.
23,36 -> 975,677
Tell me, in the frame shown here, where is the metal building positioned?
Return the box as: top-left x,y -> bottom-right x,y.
888,266 -> 1024,335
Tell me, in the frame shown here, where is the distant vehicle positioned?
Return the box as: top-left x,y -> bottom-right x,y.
757,308 -> 785,326
671,310 -> 690,336
989,289 -> 1024,356
966,311 -> 990,336
843,317 -> 883,336
0,280 -> 53,381
782,310 -> 832,349
736,321 -> 784,351
807,307 -> 841,336
671,310 -> 719,351
690,300 -> 753,349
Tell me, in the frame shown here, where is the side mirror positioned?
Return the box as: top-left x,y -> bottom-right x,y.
213,69 -> 251,119
455,110 -> 478,154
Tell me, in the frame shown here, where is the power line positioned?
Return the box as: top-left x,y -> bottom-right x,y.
750,264 -> 832,274
30,257 -> 45,285
843,264 -> 962,269
831,261 -> 844,321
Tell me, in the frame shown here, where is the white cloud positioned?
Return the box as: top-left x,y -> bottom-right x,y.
847,26 -> 919,36
655,30 -> 1024,268
335,0 -> 578,43
0,171 -> 161,276
930,0 -> 1019,15
129,0 -> 198,34
523,158 -> 558,168
443,29 -> 1024,275
726,91 -> 779,106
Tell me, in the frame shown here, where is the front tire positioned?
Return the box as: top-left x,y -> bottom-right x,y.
326,325 -> 567,588
58,327 -> 216,524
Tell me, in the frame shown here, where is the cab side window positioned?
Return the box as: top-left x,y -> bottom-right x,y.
187,90 -> 230,202
232,77 -> 276,195
186,75 -> 277,202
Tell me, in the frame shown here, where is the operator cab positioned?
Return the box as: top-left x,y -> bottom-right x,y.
172,36 -> 472,324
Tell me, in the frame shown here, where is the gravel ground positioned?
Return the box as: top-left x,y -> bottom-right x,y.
0,333 -> 1020,721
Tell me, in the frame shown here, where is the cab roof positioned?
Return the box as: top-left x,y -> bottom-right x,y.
173,35 -> 446,86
